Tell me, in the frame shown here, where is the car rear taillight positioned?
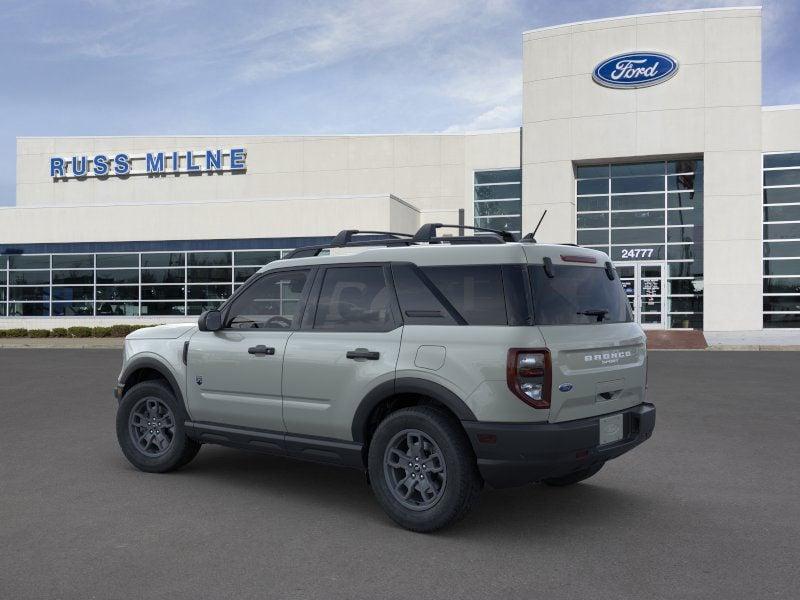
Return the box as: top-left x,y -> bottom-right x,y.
507,348 -> 551,409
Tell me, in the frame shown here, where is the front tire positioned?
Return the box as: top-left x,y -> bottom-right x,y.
368,406 -> 482,532
116,380 -> 200,473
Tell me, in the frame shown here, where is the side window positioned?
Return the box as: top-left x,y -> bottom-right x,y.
391,264 -> 457,325
226,269 -> 310,329
313,266 -> 395,332
420,265 -> 508,325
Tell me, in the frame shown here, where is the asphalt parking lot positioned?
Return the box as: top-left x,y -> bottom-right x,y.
1,349 -> 798,599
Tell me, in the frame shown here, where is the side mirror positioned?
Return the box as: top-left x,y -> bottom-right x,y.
198,310 -> 223,332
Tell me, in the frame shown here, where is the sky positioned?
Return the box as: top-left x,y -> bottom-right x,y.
1,0 -> 799,206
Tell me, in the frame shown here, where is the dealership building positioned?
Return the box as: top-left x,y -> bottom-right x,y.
1,6 -> 799,338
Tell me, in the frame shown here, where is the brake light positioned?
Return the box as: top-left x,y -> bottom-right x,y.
560,254 -> 597,264
507,348 -> 551,409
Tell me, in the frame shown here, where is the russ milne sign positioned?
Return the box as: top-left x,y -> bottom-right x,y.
592,52 -> 678,89
49,148 -> 246,179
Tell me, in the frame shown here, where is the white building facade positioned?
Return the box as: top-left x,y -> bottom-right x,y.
2,6 -> 799,336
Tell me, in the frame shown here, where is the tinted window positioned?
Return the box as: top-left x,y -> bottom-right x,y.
530,265 -> 631,325
421,266 -> 507,325
392,264 -> 457,326
227,269 -> 309,329
314,267 -> 394,332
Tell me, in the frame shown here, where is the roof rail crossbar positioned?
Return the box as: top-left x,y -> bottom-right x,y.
413,223 -> 518,243
283,229 -> 416,259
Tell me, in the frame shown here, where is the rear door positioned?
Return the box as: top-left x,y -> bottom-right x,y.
282,264 -> 402,441
525,251 -> 647,423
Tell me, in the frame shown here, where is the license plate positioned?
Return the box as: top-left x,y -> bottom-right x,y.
599,413 -> 624,446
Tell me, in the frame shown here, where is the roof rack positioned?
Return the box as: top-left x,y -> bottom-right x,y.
413,223 -> 518,243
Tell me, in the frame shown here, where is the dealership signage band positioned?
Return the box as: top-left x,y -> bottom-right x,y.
49,148 -> 247,179
593,52 -> 678,89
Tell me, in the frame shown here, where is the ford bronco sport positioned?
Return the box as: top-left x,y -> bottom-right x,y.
115,224 -> 655,532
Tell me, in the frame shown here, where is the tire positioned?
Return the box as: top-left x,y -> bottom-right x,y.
368,406 -> 482,532
542,462 -> 604,487
116,380 -> 201,473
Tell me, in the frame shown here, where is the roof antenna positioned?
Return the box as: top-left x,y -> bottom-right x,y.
522,210 -> 547,243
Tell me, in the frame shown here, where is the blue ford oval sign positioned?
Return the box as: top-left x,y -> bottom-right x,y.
593,52 -> 678,89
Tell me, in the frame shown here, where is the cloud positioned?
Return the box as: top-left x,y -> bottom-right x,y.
442,103 -> 521,132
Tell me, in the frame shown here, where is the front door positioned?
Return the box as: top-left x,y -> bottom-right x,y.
616,262 -> 666,329
186,268 -> 314,432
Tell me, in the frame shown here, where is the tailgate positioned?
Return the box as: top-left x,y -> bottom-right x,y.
540,322 -> 647,423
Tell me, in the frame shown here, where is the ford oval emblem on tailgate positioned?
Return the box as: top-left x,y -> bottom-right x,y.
558,383 -> 573,392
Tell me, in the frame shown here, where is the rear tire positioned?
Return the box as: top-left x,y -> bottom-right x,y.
542,462 -> 604,487
116,380 -> 200,473
368,406 -> 482,532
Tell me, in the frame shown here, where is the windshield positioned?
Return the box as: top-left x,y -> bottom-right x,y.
529,264 -> 632,325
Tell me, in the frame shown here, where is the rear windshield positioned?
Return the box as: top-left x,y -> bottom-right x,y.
529,265 -> 632,325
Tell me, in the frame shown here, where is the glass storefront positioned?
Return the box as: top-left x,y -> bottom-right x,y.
576,159 -> 704,329
763,152 -> 800,328
474,169 -> 522,235
0,249 -> 289,317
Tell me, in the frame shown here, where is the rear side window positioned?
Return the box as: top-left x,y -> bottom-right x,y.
420,266 -> 507,325
314,266 -> 396,332
391,265 -> 458,325
529,265 -> 632,325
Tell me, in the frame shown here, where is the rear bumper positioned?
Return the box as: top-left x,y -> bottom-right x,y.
462,403 -> 655,489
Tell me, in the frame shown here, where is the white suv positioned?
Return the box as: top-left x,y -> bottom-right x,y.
114,225 -> 655,532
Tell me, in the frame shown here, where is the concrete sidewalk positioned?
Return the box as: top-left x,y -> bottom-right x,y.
0,338 -> 124,349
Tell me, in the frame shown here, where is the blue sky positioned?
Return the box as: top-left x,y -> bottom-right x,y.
1,0 -> 798,206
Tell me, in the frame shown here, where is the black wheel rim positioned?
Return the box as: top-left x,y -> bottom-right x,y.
383,429 -> 447,511
128,397 -> 176,457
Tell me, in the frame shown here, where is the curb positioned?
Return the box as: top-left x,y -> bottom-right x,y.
0,339 -> 125,349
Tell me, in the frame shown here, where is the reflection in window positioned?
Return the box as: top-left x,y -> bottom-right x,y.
474,170 -> 521,235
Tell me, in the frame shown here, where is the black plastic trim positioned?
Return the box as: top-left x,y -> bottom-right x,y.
118,357 -> 187,414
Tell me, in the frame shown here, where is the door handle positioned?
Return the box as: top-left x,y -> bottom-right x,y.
346,348 -> 380,360
248,345 -> 275,356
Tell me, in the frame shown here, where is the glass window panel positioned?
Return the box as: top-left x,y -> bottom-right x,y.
611,228 -> 665,244
96,254 -> 138,268
669,314 -> 703,329
188,252 -> 231,267
52,286 -> 93,301
52,302 -> 94,316
141,253 -> 185,268
52,254 -> 93,269
0,255 -> 6,268
187,301 -> 223,315
667,209 -> 699,226
9,255 -> 49,269
611,210 -> 664,228
667,174 -> 699,191
0,271 -> 5,285
577,213 -> 609,229
187,284 -> 232,300
576,165 -> 609,179
764,223 -> 800,240
667,227 -> 694,243
422,266 -> 508,326
474,170 -> 520,184
669,262 -> 697,277
764,314 -> 800,327
763,188 -> 800,205
763,259 -> 800,276
763,278 -> 800,294
616,265 -> 635,278
764,153 -> 800,168
96,269 -> 138,284
227,270 -> 310,329
577,179 -> 608,195
235,267 -> 260,283
668,297 -> 703,312
577,230 -> 609,245
313,267 -> 395,331
10,287 -> 50,301
763,241 -> 800,258
611,162 -> 663,177
391,264 -> 457,326
764,170 -> 800,186
96,286 -> 139,301
233,251 -> 281,266
474,201 -> 520,217
474,216 -> 521,232
52,270 -> 93,284
8,302 -> 49,316
141,268 -> 184,284
667,160 -> 701,174
140,302 -> 185,316
611,246 -> 665,261
9,271 -> 50,285
474,184 -> 521,200
764,205 -> 800,223
0,288 -> 5,301
187,267 -> 231,283
577,196 -> 608,212
667,191 -> 702,209
612,194 -> 664,210
611,176 -> 664,194
763,296 -> 800,312
96,302 -> 139,316
670,279 -> 704,294
141,285 -> 185,300
667,245 -> 696,261
0,304 -> 5,316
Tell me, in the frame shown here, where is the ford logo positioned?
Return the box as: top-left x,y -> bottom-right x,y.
558,383 -> 573,392
593,52 -> 678,89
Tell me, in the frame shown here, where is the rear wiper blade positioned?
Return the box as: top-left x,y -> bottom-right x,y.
578,309 -> 609,322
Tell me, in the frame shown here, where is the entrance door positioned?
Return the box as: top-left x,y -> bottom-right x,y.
616,262 -> 666,329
